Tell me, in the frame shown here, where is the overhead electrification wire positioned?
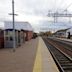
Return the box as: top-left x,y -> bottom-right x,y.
50,0 -> 57,12
63,2 -> 72,11
60,0 -> 72,12
55,0 -> 72,13
56,0 -> 66,12
51,0 -> 65,12
53,0 -> 72,13
54,0 -> 57,12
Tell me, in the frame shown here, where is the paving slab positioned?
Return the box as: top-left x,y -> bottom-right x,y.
0,38 -> 38,72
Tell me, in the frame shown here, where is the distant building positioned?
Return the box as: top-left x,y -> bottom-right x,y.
53,28 -> 69,38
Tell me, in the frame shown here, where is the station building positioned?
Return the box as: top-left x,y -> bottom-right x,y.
4,29 -> 21,48
53,28 -> 69,38
0,21 -> 33,48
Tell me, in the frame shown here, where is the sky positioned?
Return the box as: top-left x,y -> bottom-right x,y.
0,0 -> 72,32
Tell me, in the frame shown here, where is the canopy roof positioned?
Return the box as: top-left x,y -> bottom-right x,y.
4,21 -> 33,31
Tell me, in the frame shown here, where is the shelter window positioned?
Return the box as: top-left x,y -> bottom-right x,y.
10,36 -> 13,41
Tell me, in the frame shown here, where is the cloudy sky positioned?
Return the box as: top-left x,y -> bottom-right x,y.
0,0 -> 72,32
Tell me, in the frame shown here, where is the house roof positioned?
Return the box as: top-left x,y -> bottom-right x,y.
4,21 -> 33,31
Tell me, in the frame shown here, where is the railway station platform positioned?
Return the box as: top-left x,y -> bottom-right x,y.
49,37 -> 72,42
0,37 -> 59,72
56,38 -> 72,42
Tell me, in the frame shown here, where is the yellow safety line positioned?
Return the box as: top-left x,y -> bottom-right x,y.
33,38 -> 42,72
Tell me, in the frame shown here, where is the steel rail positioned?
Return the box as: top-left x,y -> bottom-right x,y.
43,37 -> 72,72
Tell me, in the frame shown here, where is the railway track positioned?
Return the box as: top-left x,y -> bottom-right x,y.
49,38 -> 72,52
43,37 -> 72,72
47,38 -> 72,58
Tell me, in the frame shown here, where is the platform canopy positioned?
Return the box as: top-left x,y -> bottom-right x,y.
4,21 -> 33,31
0,22 -> 4,29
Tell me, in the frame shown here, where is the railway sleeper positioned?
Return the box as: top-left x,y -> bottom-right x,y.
61,64 -> 72,67
59,61 -> 71,63
57,57 -> 68,60
63,66 -> 72,70
58,59 -> 71,61
64,69 -> 72,72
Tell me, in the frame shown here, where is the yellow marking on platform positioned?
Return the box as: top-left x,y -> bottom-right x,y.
33,38 -> 42,72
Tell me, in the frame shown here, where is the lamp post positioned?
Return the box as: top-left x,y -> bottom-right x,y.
12,0 -> 15,52
9,0 -> 18,52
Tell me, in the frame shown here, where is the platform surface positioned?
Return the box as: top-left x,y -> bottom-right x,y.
33,37 -> 59,72
0,38 -> 38,72
0,37 -> 59,72
57,38 -> 72,42
52,37 -> 72,42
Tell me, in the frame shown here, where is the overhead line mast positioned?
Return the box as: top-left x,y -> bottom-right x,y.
48,9 -> 72,23
48,1 -> 72,23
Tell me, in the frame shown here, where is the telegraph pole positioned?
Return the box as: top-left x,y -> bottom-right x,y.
9,0 -> 18,52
